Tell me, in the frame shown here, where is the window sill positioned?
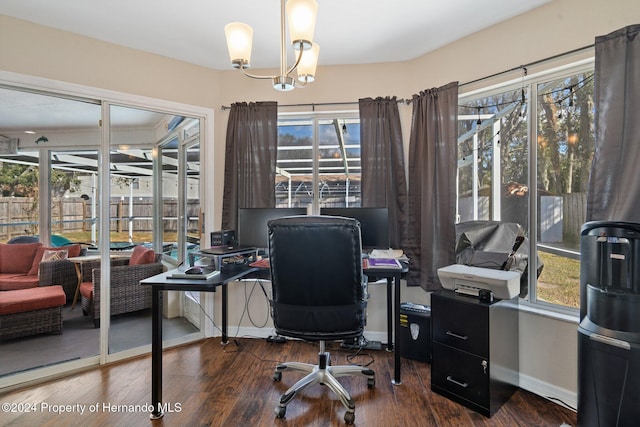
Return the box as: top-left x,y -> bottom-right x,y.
517,300 -> 579,324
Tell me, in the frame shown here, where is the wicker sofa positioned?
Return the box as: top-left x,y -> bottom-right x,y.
79,247 -> 163,327
0,242 -> 80,340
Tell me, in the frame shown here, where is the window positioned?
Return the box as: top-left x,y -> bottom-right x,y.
276,114 -> 360,212
457,61 -> 595,311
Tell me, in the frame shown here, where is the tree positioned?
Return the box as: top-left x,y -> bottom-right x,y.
0,163 -> 81,197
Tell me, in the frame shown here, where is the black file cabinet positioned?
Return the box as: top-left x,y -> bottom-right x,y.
431,290 -> 519,417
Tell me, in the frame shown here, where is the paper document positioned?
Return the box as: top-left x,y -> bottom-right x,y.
369,249 -> 406,260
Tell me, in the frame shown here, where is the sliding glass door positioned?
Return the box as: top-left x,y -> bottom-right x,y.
107,104 -> 202,354
0,83 -> 207,386
0,87 -> 102,377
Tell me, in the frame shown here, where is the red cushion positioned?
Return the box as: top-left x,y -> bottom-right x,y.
28,244 -> 82,276
0,242 -> 42,274
0,273 -> 40,291
130,246 -> 156,265
79,281 -> 93,300
0,285 -> 66,315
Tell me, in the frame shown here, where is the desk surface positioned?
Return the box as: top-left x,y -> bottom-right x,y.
141,266 -> 259,291
67,253 -> 130,262
364,262 -> 409,275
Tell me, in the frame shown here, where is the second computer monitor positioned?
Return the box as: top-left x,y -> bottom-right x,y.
237,207 -> 307,250
320,207 -> 389,249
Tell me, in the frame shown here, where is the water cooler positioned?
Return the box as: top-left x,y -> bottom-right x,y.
578,221 -> 640,426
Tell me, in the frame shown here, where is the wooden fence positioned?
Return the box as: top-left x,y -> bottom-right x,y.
563,192 -> 587,246
0,197 -> 201,242
457,192 -> 587,245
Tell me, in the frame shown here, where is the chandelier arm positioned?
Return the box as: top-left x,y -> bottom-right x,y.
293,80 -> 309,89
285,42 -> 306,76
238,66 -> 276,80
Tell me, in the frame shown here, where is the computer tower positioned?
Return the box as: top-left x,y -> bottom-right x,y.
399,302 -> 431,362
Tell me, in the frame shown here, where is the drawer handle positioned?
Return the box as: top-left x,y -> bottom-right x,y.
446,331 -> 468,340
446,376 -> 469,388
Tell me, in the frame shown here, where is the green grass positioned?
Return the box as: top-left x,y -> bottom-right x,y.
536,251 -> 581,308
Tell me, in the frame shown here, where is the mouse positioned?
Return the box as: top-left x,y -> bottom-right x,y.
185,266 -> 203,275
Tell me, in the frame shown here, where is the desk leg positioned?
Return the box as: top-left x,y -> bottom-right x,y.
70,264 -> 82,310
386,277 -> 393,352
392,273 -> 402,385
150,288 -> 163,419
221,283 -> 228,345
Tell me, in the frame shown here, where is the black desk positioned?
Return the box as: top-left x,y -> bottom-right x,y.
141,262 -> 408,419
364,262 -> 408,386
141,266 -> 258,419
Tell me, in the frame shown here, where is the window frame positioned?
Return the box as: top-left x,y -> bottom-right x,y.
458,58 -> 595,317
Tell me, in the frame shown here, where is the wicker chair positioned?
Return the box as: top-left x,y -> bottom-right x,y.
38,259 -> 80,302
80,253 -> 163,327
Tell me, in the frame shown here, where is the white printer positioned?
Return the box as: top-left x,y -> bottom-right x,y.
437,264 -> 521,300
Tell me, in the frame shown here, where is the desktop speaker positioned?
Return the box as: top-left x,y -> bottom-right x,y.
399,302 -> 431,363
211,229 -> 235,247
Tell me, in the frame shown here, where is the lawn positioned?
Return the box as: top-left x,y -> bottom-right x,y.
536,251 -> 581,308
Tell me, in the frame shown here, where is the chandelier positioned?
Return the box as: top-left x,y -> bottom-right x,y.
224,0 -> 319,91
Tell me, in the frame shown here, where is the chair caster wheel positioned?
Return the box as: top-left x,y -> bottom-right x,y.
344,411 -> 355,424
275,405 -> 286,418
367,378 -> 375,388
273,371 -> 282,382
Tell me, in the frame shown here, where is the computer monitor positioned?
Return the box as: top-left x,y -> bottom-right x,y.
320,207 -> 389,249
237,207 -> 307,250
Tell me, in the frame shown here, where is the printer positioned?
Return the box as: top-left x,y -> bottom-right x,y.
437,264 -> 521,300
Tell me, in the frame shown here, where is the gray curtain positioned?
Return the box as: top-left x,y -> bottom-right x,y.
359,97 -> 408,249
406,82 -> 458,291
587,24 -> 640,222
221,101 -> 278,231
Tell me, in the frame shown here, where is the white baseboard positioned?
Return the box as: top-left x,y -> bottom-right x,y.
519,372 -> 577,412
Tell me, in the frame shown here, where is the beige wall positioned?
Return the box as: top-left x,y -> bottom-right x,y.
2,0 -> 640,406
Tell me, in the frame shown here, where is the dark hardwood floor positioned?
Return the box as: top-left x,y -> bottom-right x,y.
1,337 -> 576,426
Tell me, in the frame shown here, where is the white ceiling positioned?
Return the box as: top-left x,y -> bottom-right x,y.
0,0 -> 552,70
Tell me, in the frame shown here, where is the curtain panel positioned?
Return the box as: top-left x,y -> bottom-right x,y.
406,82 -> 458,291
221,101 -> 278,232
586,25 -> 640,222
359,97 -> 408,249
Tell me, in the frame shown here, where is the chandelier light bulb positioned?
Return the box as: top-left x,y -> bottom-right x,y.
224,0 -> 319,91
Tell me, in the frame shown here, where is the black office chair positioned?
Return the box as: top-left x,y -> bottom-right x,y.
268,216 -> 375,424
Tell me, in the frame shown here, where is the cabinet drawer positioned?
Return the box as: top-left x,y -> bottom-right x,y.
432,293 -> 488,355
431,343 -> 489,408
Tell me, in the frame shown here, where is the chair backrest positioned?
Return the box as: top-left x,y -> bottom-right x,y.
268,215 -> 366,341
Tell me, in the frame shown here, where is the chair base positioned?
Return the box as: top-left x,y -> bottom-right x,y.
273,341 -> 375,424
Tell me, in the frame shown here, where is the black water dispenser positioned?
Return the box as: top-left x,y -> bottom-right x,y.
578,221 -> 640,426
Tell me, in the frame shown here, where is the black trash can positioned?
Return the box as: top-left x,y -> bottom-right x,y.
399,302 -> 431,363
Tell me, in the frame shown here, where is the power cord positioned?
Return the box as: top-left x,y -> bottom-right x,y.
243,278 -> 271,328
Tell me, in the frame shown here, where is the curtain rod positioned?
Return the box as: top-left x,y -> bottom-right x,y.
221,43 -> 597,110
221,98 -> 411,111
459,43 -> 594,87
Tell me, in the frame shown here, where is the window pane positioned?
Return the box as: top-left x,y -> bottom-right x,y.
277,118 -> 313,208
458,89 -> 529,225
277,116 -> 360,210
535,72 -> 594,308
318,119 -> 360,208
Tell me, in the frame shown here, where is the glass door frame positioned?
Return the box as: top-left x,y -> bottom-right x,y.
0,70 -> 215,390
